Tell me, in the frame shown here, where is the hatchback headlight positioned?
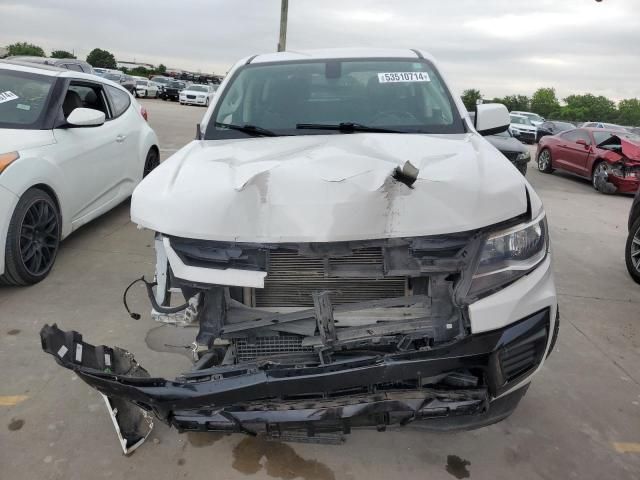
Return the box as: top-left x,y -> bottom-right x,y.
468,213 -> 548,298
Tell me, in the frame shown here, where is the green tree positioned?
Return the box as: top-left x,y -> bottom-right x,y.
530,88 -> 560,118
129,66 -> 150,77
461,89 -> 482,111
7,42 -> 45,57
560,94 -> 617,123
495,94 -> 530,112
50,50 -> 76,59
157,64 -> 167,74
616,98 -> 640,126
86,48 -> 117,69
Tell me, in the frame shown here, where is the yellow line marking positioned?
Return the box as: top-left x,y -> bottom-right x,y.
613,442 -> 640,453
0,395 -> 28,406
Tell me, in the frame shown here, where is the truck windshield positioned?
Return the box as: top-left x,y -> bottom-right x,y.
205,58 -> 464,139
0,69 -> 55,129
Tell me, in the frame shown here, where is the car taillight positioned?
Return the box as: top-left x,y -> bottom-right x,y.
140,106 -> 148,121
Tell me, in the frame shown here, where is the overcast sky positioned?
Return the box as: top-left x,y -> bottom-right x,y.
1,0 -> 639,101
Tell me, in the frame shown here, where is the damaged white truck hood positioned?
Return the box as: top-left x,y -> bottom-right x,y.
131,133 -> 529,242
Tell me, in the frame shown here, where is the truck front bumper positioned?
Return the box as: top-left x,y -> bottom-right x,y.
40,307 -> 556,446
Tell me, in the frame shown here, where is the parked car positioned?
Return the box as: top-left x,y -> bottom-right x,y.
135,79 -> 159,98
7,56 -> 94,74
509,114 -> 537,144
581,122 -> 627,131
536,120 -> 575,142
628,127 -> 640,136
159,80 -> 185,101
179,84 -> 214,106
626,187 -> 640,283
511,111 -> 545,127
41,49 -> 558,451
536,127 -> 640,194
485,129 -> 530,175
150,75 -> 172,94
102,72 -> 135,93
0,60 -> 159,285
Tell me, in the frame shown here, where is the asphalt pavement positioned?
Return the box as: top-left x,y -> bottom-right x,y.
1,99 -> 638,480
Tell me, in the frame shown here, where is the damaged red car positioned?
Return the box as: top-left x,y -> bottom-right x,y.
536,128 -> 640,194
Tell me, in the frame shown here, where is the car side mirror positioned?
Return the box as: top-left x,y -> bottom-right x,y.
474,103 -> 510,136
66,108 -> 105,127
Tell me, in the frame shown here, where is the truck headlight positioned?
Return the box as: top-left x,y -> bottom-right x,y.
468,213 -> 548,298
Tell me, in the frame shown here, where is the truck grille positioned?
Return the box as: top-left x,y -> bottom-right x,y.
233,336 -> 313,363
255,248 -> 406,307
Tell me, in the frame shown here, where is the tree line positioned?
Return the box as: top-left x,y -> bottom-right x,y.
461,88 -> 640,126
4,41 -> 166,77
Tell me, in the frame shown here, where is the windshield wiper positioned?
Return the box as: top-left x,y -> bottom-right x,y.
215,122 -> 278,137
296,122 -> 404,134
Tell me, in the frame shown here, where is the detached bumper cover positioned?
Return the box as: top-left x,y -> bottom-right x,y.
40,308 -> 552,438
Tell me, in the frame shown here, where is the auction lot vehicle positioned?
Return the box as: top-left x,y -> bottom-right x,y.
509,114 -> 537,144
0,60 -> 159,285
179,84 -> 214,106
7,56 -> 95,74
536,120 -> 575,143
582,121 -> 627,132
626,188 -> 640,283
135,79 -> 159,98
537,127 -> 640,194
485,129 -> 530,175
159,80 -> 185,101
41,49 -> 558,452
511,111 -> 544,127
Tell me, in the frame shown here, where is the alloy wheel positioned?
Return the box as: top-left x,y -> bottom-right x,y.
19,199 -> 59,276
538,150 -> 550,171
631,226 -> 640,273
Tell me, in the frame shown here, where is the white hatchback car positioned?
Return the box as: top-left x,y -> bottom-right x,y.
0,60 -> 159,285
179,84 -> 215,106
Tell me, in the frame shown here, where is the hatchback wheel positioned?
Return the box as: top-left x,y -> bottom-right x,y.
626,217 -> 640,284
537,149 -> 553,173
1,189 -> 60,286
143,148 -> 160,177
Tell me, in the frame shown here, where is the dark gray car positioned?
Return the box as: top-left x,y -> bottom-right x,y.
7,56 -> 94,74
485,129 -> 530,175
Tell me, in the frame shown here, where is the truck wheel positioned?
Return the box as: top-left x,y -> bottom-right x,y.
625,217 -> 640,284
1,188 -> 60,286
537,149 -> 553,173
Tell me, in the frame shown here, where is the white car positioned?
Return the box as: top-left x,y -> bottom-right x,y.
0,60 -> 159,285
41,49 -> 558,448
509,113 -> 537,144
135,79 -> 159,98
179,84 -> 214,106
511,111 -> 545,127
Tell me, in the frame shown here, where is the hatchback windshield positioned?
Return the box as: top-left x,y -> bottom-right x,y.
0,69 -> 55,129
188,85 -> 209,92
206,59 -> 464,139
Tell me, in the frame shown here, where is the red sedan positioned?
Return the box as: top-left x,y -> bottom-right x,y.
536,128 -> 640,194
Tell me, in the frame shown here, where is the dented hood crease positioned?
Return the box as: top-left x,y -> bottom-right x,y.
131,133 -> 529,242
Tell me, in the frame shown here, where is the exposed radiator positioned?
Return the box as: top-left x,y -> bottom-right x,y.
255,248 -> 406,308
